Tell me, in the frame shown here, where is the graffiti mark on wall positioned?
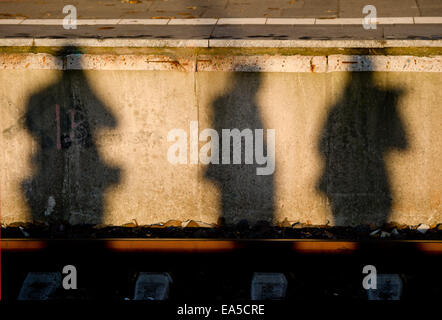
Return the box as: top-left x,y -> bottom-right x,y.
55,104 -> 90,150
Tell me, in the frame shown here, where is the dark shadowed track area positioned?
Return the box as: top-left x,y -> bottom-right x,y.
2,239 -> 442,301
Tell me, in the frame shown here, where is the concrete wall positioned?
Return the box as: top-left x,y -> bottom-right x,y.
1,55 -> 441,226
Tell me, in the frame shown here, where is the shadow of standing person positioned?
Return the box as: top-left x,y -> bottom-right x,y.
20,47 -> 121,227
317,72 -> 408,226
205,70 -> 275,226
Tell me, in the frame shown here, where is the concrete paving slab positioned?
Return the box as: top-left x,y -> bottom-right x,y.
377,17 -> 414,24
414,17 -> 442,23
202,6 -> 275,19
76,19 -> 121,25
0,25 -> 215,40
281,7 -> 338,18
211,25 -> 385,41
290,25 -> 384,40
0,18 -> 24,24
418,0 -> 442,6
367,274 -> 403,300
420,8 -> 442,16
21,19 -> 64,25
144,0 -> 206,18
133,272 -> 172,300
339,0 -> 420,18
384,24 -> 442,39
200,6 -> 230,18
211,25 -> 294,40
251,273 -> 288,300
2,17 -> 442,26
218,18 -> 267,25
267,18 -> 315,24
315,18 -> 363,24
168,18 -> 217,25
144,11 -> 205,20
118,19 -> 169,25
80,2 -> 154,20
417,0 -> 442,14
18,272 -> 62,300
280,0 -> 338,18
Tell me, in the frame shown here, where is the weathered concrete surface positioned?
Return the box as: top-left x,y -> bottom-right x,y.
2,53 -> 442,73
0,55 -> 441,227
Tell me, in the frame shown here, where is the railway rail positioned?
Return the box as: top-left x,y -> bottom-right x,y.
2,238 -> 442,254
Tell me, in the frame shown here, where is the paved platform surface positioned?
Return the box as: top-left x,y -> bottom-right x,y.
0,0 -> 441,19
0,1 -> 441,42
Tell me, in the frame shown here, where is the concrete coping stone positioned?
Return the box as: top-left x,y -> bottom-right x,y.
207,39 -> 442,48
0,53 -> 441,72
1,38 -> 442,49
